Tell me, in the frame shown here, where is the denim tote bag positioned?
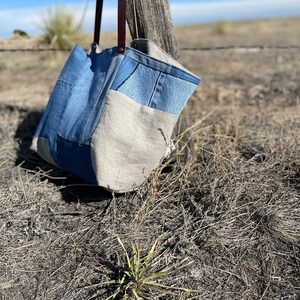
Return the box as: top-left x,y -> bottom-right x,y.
32,0 -> 201,193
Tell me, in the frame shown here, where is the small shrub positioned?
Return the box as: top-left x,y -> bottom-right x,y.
212,21 -> 229,35
86,236 -> 193,299
13,29 -> 30,38
39,6 -> 81,50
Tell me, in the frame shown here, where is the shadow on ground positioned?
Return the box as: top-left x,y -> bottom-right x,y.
14,108 -> 114,203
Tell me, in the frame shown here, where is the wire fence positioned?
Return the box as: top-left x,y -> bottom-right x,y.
0,45 -> 299,52
180,45 -> 300,51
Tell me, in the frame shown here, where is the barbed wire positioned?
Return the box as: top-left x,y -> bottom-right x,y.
180,45 -> 300,51
0,48 -> 69,52
0,45 -> 299,52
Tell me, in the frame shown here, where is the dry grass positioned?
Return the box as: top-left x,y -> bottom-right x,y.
0,18 -> 300,299
0,94 -> 299,299
38,6 -> 83,50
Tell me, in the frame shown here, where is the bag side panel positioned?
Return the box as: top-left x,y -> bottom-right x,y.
32,45 -> 91,166
91,90 -> 178,193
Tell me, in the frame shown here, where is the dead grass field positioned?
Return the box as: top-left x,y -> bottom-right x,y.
0,18 -> 300,299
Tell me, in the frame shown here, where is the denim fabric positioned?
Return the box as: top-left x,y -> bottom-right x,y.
111,47 -> 200,115
34,45 -> 92,161
56,136 -> 97,183
34,45 -> 122,182
111,59 -> 161,107
57,46 -> 123,145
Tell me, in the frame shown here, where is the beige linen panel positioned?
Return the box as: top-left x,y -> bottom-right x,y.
91,90 -> 178,193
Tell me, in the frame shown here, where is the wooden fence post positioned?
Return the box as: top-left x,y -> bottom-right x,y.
126,0 -> 179,59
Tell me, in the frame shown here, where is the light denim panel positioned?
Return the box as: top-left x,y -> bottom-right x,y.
110,47 -> 200,115
150,73 -> 198,114
113,58 -> 161,107
34,79 -> 73,166
34,45 -> 91,164
33,44 -> 80,139
57,46 -> 123,145
110,56 -> 139,89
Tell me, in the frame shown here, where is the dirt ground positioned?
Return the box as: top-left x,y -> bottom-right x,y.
0,18 -> 300,299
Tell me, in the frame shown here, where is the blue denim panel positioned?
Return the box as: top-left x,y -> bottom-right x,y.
33,80 -> 73,166
56,135 -> 97,184
170,65 -> 201,85
125,47 -> 172,74
150,73 -> 198,115
34,44 -> 87,139
116,46 -> 201,115
34,45 -> 92,164
35,80 -> 71,140
126,47 -> 201,85
82,52 -> 123,143
57,47 -> 123,145
113,62 -> 160,107
59,45 -> 91,84
110,56 -> 139,90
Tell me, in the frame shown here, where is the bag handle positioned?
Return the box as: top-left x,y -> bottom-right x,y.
93,0 -> 127,55
93,0 -> 103,46
117,0 -> 127,54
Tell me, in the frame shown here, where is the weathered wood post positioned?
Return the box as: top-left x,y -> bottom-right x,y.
126,0 -> 179,59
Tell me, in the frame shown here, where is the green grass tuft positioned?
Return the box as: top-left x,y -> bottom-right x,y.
86,236 -> 194,299
38,6 -> 82,50
212,21 -> 229,35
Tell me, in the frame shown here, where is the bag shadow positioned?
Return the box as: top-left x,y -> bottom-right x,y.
14,108 -> 114,203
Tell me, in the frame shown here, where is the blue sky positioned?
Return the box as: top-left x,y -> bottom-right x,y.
0,0 -> 300,38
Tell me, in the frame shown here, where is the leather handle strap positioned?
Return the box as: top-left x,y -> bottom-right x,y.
117,0 -> 127,54
93,0 -> 127,55
93,0 -> 103,45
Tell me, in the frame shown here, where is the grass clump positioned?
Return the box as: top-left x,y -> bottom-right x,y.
212,21 -> 229,35
39,6 -> 82,50
87,236 -> 193,300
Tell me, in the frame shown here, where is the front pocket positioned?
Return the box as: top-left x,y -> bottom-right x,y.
90,89 -> 178,192
111,56 -> 161,107
110,56 -> 139,89
149,73 -> 199,115
110,51 -> 200,115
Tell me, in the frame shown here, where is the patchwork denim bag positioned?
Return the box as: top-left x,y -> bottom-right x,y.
32,0 -> 201,192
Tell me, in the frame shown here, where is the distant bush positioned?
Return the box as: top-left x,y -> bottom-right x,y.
13,29 -> 30,38
212,21 -> 229,35
39,6 -> 82,50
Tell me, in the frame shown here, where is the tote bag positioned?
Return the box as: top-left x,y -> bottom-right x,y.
32,0 -> 201,193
